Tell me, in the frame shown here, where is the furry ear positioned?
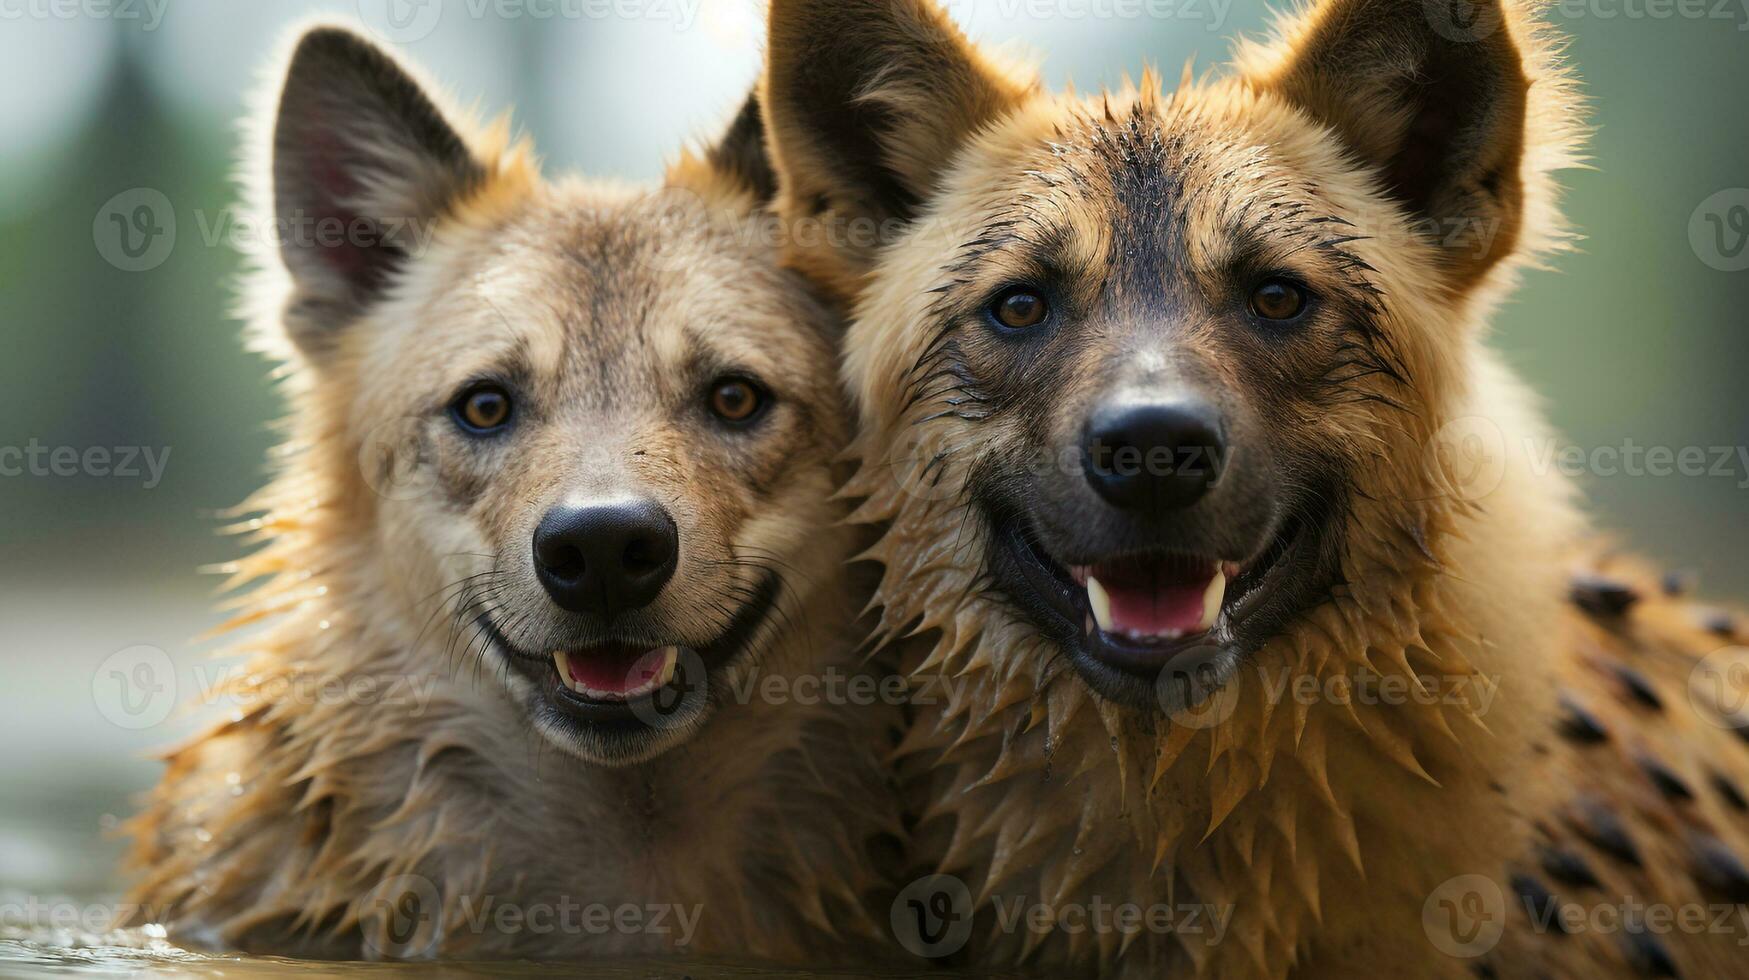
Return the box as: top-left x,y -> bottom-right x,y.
762,0 -> 1028,294
1252,0 -> 1530,287
703,92 -> 777,203
270,26 -> 484,354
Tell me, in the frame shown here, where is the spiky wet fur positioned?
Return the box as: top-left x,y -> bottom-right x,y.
764,1 -> 1749,976
120,24 -> 897,962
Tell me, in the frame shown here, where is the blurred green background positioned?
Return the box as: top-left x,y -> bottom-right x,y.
0,0 -> 1745,903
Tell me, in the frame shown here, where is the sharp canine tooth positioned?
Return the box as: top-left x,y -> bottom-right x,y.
1087,576 -> 1113,633
1198,566 -> 1227,632
652,646 -> 678,688
553,651 -> 581,694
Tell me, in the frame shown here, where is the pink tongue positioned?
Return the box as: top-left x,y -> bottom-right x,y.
566,646 -> 666,694
1103,575 -> 1213,635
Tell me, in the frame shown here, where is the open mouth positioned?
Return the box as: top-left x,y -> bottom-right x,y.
990,513 -> 1302,704
475,570 -> 780,734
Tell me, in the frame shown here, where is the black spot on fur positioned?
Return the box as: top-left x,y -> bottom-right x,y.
1556,692 -> 1609,744
1571,573 -> 1641,617
1686,831 -> 1749,902
1700,609 -> 1737,638
1609,663 -> 1664,712
1509,872 -> 1568,934
1711,771 -> 1749,812
1635,754 -> 1694,802
1568,795 -> 1641,867
1620,925 -> 1679,977
1537,844 -> 1601,889
1661,570 -> 1692,597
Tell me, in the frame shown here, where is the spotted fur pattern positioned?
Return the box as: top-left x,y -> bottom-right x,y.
762,0 -> 1749,976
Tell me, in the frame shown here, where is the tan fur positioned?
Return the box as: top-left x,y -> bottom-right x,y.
122,23 -> 898,963
764,1 -> 1749,976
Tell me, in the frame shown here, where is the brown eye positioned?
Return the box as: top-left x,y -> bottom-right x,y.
991,287 -> 1049,330
1249,278 -> 1308,321
453,384 -> 512,433
708,377 -> 766,424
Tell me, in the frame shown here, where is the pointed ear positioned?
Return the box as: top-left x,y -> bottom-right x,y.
702,92 -> 777,203
762,0 -> 1029,294
1251,0 -> 1530,287
269,26 -> 484,354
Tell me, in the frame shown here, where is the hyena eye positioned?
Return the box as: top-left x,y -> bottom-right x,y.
706,377 -> 769,425
451,383 -> 513,435
1248,278 -> 1309,322
988,286 -> 1050,331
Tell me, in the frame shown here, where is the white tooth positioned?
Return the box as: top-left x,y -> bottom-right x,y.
1198,566 -> 1227,632
651,646 -> 679,689
553,651 -> 582,694
1087,576 -> 1113,633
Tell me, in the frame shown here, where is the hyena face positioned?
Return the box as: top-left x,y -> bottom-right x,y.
765,0 -> 1557,709
269,28 -> 843,763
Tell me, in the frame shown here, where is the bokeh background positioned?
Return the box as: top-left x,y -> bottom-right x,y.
2,0 -> 1746,924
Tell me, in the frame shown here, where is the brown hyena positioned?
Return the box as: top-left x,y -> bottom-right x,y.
762,0 -> 1749,976
122,22 -> 898,963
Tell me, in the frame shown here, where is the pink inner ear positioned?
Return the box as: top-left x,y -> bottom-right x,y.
299,125 -> 396,295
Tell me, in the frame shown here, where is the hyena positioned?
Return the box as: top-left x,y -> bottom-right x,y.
762,0 -> 1749,976
122,24 -> 897,961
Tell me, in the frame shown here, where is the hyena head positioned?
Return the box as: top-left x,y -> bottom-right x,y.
763,0 -> 1578,712
261,26 -> 844,764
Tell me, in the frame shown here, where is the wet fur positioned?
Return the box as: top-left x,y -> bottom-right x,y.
121,23 -> 897,962
763,1 -> 1749,976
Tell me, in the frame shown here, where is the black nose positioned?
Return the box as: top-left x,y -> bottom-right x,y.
532,500 -> 679,616
1082,400 -> 1227,513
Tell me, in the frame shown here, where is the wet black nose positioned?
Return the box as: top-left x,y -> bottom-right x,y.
532,500 -> 679,616
1082,400 -> 1227,513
